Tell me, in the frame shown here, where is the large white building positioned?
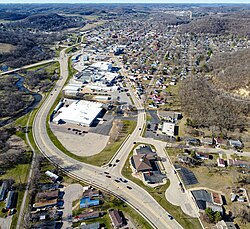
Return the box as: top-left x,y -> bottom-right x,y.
53,100 -> 103,126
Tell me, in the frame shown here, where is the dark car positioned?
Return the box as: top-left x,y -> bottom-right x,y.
116,159 -> 120,163
108,164 -> 112,167
104,172 -> 109,175
114,179 -> 120,183
126,186 -> 132,190
106,175 -> 111,178
119,178 -> 128,183
133,141 -> 136,144
168,214 -> 174,220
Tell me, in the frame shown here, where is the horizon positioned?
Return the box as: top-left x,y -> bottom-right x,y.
0,0 -> 250,4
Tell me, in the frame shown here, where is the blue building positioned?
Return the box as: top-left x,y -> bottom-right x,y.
80,197 -> 100,208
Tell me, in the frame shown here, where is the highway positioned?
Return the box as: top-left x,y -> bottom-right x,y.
32,48 -> 183,228
0,59 -> 57,76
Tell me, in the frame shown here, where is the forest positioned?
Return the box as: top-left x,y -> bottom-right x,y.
179,76 -> 250,133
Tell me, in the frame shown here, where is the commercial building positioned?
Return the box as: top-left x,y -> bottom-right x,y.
53,100 -> 103,127
162,122 -> 179,137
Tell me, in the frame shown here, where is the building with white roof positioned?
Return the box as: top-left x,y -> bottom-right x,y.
91,62 -> 112,71
53,100 -> 103,126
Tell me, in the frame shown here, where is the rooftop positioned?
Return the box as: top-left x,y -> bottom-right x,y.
53,100 -> 103,126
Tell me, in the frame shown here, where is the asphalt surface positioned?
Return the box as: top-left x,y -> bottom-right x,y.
32,49 -> 184,229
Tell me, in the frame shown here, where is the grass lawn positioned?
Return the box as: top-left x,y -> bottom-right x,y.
26,61 -> 59,73
122,146 -> 202,229
0,152 -> 32,228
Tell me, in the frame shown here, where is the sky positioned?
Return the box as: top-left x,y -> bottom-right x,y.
0,0 -> 250,4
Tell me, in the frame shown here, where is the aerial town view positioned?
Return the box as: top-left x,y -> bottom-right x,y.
0,0 -> 250,229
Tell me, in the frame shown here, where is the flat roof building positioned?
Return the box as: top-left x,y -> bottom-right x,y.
162,122 -> 179,137
53,100 -> 103,127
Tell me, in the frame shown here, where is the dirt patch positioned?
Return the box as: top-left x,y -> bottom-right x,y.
0,43 -> 15,53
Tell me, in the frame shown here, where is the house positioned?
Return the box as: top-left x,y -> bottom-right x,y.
196,152 -> 210,160
229,140 -> 243,149
83,189 -> 100,198
109,210 -> 124,228
162,122 -> 179,137
0,181 -> 8,201
80,197 -> 100,208
227,159 -> 250,169
75,211 -> 100,221
36,190 -> 59,201
217,158 -> 226,167
5,191 -> 17,210
201,137 -> 214,146
216,220 -> 237,229
211,192 -> 223,206
215,138 -> 228,147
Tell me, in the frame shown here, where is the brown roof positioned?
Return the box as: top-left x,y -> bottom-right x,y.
36,190 -> 59,201
131,154 -> 153,172
83,189 -> 99,198
76,211 -> 99,220
109,210 -> 123,228
211,192 -> 222,205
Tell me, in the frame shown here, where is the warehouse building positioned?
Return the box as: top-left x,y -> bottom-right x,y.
53,100 -> 103,127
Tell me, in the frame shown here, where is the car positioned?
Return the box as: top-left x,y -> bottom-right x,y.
106,175 -> 111,178
168,214 -> 173,220
68,128 -> 71,130
113,164 -> 116,167
108,164 -> 112,167
104,172 -> 109,175
114,179 -> 120,183
126,186 -> 132,190
119,178 -> 128,183
115,159 -> 120,163
139,128 -> 142,130
133,141 -> 136,144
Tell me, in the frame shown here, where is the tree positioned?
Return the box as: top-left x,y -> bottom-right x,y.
214,211 -> 222,223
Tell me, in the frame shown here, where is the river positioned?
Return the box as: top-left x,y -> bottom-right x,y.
0,74 -> 42,127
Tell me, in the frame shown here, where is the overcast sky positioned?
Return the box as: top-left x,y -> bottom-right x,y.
0,0 -> 250,4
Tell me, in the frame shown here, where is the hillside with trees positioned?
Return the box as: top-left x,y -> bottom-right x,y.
180,12 -> 250,36
209,48 -> 250,92
179,76 -> 250,133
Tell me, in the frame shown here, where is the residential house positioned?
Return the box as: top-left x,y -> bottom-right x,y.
217,158 -> 226,167
109,210 -> 124,228
211,192 -> 223,206
80,197 -> 100,209
5,191 -> 17,210
196,152 -> 210,160
201,137 -> 214,146
229,140 -> 243,149
0,181 -> 8,201
75,211 -> 100,221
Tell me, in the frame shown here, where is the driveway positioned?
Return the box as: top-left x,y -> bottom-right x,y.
62,184 -> 83,229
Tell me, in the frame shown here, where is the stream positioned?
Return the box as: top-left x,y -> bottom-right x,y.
0,74 -> 42,127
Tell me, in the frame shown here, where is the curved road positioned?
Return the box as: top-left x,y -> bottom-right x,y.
33,48 -> 183,228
